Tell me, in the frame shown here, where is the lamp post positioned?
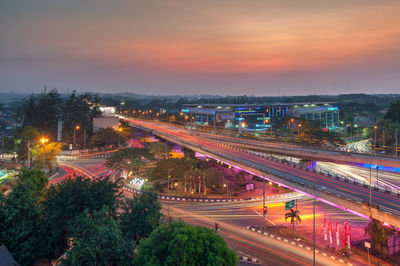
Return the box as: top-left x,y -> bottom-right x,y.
298,124 -> 302,136
376,166 -> 379,189
73,125 -> 80,149
314,186 -> 325,266
167,168 -> 170,227
374,125 -> 378,153
118,128 -> 122,147
369,158 -> 373,214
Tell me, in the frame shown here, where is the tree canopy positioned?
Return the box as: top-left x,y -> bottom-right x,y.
135,221 -> 239,266
17,169 -> 48,202
89,127 -> 123,148
61,207 -> 134,266
120,190 -> 162,244
43,176 -> 122,259
384,101 -> 400,123
105,147 -> 153,174
0,182 -> 45,265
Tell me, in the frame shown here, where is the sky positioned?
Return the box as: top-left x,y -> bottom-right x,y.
1,0 -> 400,96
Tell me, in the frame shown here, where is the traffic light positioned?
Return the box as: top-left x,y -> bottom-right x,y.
263,206 -> 268,215
215,222 -> 220,232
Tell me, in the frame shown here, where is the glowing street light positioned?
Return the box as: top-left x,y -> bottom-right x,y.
118,127 -> 122,147
73,125 -> 80,149
40,137 -> 49,144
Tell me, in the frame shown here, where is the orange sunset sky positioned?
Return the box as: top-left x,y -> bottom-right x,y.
1,0 -> 400,95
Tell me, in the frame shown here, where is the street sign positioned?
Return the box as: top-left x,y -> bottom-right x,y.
285,200 -> 295,210
364,242 -> 371,248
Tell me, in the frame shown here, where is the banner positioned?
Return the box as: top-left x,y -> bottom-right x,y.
347,221 -> 351,251
329,217 -> 333,247
323,214 -> 327,242
336,218 -> 340,247
343,220 -> 347,247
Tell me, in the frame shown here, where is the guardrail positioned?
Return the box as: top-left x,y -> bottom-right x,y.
148,127 -> 400,226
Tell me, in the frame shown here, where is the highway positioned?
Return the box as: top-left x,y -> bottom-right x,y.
53,139 -> 370,265
127,119 -> 400,224
182,128 -> 400,168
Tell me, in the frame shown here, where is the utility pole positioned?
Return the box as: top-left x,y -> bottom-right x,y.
27,139 -> 31,169
376,166 -> 379,189
295,199 -> 298,239
83,128 -> 87,149
263,176 -> 266,229
369,158 -> 372,214
167,169 -> 170,227
395,128 -> 398,156
374,126 -> 377,153
314,187 -> 325,266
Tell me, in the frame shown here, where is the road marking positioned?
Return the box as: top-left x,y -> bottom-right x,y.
252,210 -> 276,225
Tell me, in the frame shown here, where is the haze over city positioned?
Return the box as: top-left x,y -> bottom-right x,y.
1,0 -> 400,95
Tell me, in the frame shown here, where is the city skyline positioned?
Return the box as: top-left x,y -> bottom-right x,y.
1,0 -> 400,96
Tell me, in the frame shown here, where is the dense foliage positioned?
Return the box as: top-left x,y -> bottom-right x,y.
1,170 -> 236,265
135,221 -> 239,266
43,176 -> 122,259
105,147 -> 153,174
17,89 -> 101,148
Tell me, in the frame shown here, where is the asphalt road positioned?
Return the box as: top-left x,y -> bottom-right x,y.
129,119 -> 400,218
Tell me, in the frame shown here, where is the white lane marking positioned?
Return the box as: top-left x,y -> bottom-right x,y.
253,209 -> 276,225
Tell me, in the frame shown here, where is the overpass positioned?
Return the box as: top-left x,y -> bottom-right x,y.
189,131 -> 400,170
127,118 -> 400,228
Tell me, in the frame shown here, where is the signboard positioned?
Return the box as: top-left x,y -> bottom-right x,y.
285,200 -> 295,210
365,242 -> 371,249
354,117 -> 374,127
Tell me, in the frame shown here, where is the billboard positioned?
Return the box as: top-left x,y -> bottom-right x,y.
354,116 -> 374,127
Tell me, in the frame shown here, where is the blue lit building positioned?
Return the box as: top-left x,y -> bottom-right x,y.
181,102 -> 339,131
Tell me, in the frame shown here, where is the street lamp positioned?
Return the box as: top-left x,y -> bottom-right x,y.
40,137 -> 49,144
73,125 -> 80,149
118,128 -> 122,147
298,124 -> 302,136
374,125 -> 378,153
313,186 -> 325,266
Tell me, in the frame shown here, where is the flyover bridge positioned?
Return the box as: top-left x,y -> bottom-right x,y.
190,131 -> 400,170
127,118 -> 400,228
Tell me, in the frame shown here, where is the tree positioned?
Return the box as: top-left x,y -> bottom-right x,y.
89,127 -> 123,148
148,141 -> 166,159
16,126 -> 40,166
0,182 -> 45,265
42,176 -> 122,259
365,219 -> 395,258
120,190 -> 162,244
384,101 -> 400,123
135,221 -> 239,266
285,208 -> 301,234
61,91 -> 101,147
35,141 -> 62,172
61,207 -> 134,266
17,89 -> 62,140
17,169 -> 48,202
105,147 -> 153,175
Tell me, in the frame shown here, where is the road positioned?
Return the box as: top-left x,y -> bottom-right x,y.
54,155 -> 367,265
128,119 -> 400,220
51,135 -> 375,265
339,140 -> 372,154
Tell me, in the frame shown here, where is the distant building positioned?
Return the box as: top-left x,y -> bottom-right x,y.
99,106 -> 116,116
93,116 -> 119,132
182,102 -> 339,131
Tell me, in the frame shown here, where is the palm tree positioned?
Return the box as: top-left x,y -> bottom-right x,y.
285,209 -> 301,234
